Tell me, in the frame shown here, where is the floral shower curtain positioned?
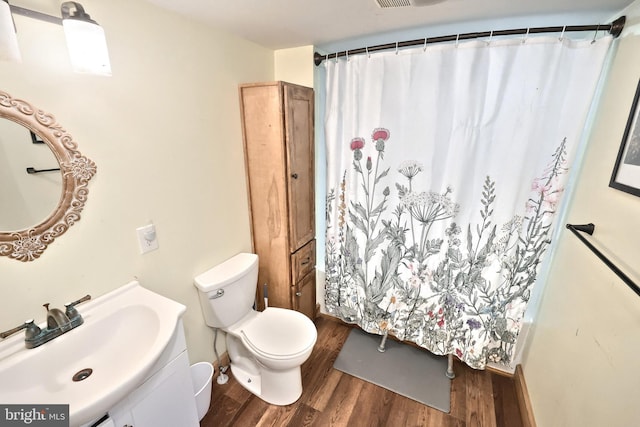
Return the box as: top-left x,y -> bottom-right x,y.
324,35 -> 612,369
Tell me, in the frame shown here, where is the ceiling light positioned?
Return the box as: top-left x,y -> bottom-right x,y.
0,0 -> 21,62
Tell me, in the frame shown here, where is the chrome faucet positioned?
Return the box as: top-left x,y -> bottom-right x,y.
0,294 -> 91,349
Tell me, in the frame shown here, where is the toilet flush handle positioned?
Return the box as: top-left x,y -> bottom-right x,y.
212,289 -> 225,299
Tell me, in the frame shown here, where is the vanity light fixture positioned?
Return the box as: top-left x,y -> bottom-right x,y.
0,0 -> 21,62
61,2 -> 111,76
4,1 -> 111,76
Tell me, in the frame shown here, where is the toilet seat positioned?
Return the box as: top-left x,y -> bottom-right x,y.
234,307 -> 316,361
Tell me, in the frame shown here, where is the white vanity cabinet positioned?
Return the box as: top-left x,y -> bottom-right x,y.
82,320 -> 199,427
107,352 -> 197,426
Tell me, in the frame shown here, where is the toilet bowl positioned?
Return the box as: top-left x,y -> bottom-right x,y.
225,307 -> 316,404
194,253 -> 317,405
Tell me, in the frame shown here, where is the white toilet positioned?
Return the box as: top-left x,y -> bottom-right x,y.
194,253 -> 317,406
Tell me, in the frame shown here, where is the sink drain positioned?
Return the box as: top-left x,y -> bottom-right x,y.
72,368 -> 93,382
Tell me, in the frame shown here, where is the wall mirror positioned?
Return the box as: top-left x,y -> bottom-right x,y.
0,91 -> 96,262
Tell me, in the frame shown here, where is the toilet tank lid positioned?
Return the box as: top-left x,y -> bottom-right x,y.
194,253 -> 258,292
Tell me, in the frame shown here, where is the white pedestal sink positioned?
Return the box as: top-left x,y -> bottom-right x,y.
0,281 -> 199,427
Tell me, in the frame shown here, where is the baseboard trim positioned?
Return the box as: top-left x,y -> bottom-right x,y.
515,364 -> 536,427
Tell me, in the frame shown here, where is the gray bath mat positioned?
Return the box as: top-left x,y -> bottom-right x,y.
334,328 -> 451,413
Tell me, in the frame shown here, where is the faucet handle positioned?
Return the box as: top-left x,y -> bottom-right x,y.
66,294 -> 91,308
0,319 -> 39,339
64,294 -> 91,318
24,320 -> 41,340
64,304 -> 78,319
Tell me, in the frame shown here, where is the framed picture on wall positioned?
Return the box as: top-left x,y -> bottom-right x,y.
610,78 -> 640,197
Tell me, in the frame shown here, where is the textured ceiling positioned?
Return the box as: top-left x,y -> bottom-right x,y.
144,0 -> 634,49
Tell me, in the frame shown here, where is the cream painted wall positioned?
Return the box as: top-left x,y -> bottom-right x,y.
523,5 -> 640,427
274,46 -> 315,88
0,0 -> 274,365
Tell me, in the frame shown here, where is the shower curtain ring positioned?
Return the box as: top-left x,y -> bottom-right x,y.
592,24 -> 601,44
423,37 -> 428,52
559,25 -> 566,41
487,30 -> 493,45
522,28 -> 530,44
366,46 -> 370,59
395,41 -> 399,55
346,50 -> 349,62
455,33 -> 460,47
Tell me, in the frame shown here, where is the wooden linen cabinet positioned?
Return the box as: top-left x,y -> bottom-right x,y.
239,81 -> 316,320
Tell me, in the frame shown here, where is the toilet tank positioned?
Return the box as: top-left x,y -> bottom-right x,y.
194,253 -> 259,328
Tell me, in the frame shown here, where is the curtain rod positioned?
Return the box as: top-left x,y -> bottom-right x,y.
566,223 -> 640,298
314,15 -> 626,66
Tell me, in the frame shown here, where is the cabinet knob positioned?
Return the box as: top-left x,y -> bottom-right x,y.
295,292 -> 302,297
291,173 -> 298,179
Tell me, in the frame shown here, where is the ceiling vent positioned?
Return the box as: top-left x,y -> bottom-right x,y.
375,0 -> 445,7
376,0 -> 411,7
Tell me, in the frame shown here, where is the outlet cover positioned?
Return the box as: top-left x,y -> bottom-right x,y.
136,224 -> 159,254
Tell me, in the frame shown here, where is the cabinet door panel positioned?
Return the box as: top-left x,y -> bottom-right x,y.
292,240 -> 315,284
284,84 -> 315,252
240,83 -> 292,311
293,271 -> 316,320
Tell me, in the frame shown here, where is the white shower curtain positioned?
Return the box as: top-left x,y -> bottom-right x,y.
324,35 -> 612,369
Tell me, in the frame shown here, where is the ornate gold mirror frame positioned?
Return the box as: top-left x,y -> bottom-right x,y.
0,91 -> 96,262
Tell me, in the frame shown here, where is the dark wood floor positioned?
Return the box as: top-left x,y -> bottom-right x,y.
201,316 -> 523,427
